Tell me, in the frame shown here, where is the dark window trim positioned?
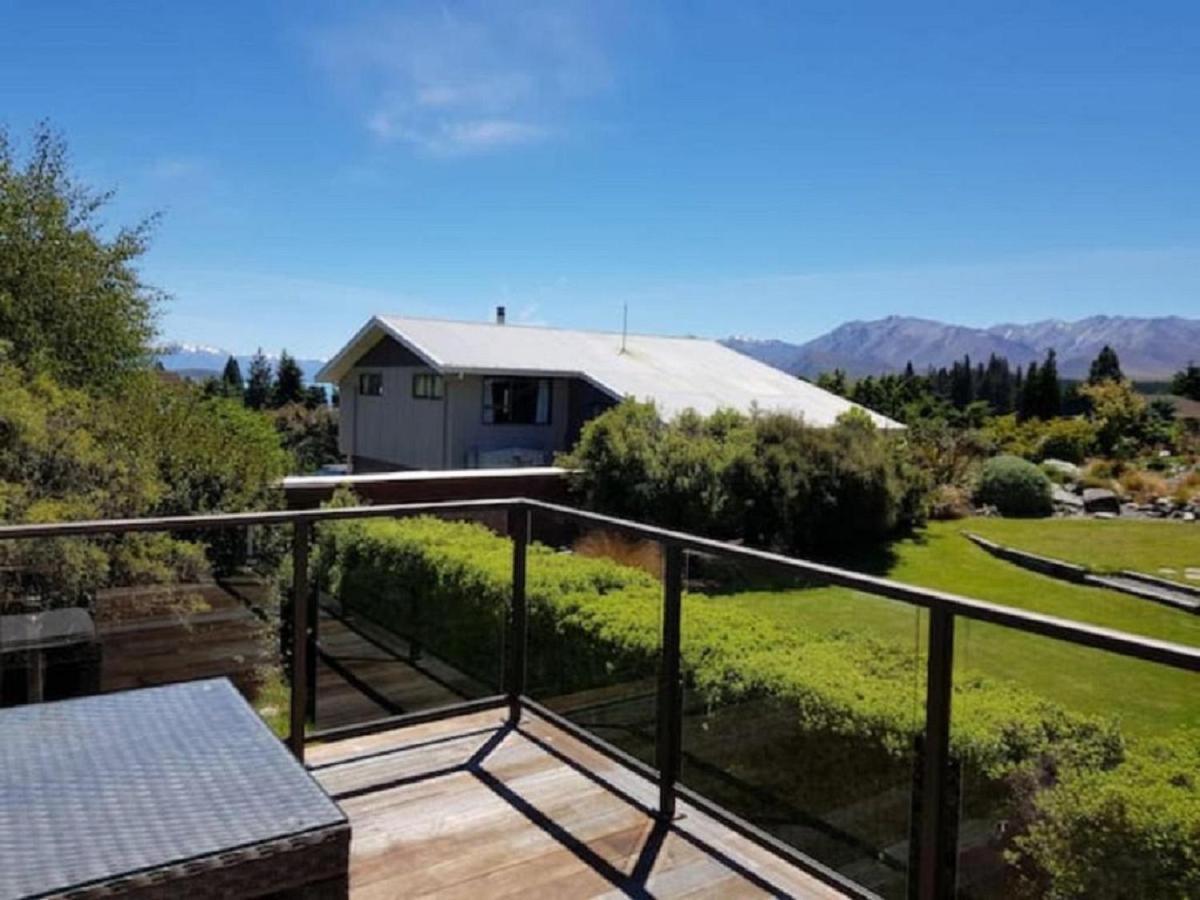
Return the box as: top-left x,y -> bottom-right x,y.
412,372 -> 444,400
358,371 -> 383,397
481,376 -> 553,426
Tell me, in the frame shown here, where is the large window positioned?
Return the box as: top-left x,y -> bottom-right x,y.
358,372 -> 383,396
483,377 -> 551,425
412,372 -> 444,400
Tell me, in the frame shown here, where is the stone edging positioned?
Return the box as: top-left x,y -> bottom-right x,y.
963,532 -> 1200,615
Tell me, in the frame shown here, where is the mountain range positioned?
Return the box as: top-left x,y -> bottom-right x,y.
724,315 -> 1200,381
155,343 -> 326,385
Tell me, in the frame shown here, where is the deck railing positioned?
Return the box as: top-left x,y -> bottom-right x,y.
2,498 -> 1198,900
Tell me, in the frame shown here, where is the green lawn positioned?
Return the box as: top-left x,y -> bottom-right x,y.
699,518 -> 1200,737
963,516 -> 1200,584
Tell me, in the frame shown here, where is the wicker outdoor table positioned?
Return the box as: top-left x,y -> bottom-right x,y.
0,678 -> 349,899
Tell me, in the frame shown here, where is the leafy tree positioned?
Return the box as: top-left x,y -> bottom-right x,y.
302,384 -> 327,410
221,356 -> 244,397
1079,379 -> 1148,457
1171,363 -> 1200,401
245,348 -> 273,410
0,124 -> 162,389
273,349 -> 304,407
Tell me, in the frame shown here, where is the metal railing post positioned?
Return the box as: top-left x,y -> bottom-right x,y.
506,504 -> 529,720
657,543 -> 684,820
915,608 -> 957,900
289,521 -> 311,761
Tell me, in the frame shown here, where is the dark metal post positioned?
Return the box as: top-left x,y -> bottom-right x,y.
289,522 -> 311,761
306,543 -> 318,724
657,543 -> 684,820
916,608 -> 957,900
506,505 -> 529,720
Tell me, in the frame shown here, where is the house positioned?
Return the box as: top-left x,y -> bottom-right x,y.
317,309 -> 898,472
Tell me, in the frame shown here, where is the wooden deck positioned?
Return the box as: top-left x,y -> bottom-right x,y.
307,707 -> 849,899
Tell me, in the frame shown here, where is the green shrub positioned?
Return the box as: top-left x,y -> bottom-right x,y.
1036,418 -> 1098,464
1014,732 -> 1200,899
976,455 -> 1054,517
560,401 -> 925,556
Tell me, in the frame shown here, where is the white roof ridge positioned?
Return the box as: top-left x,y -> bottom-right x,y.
377,313 -> 713,344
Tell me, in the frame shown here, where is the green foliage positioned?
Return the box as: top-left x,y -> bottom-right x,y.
1079,379 -> 1150,457
245,349 -> 273,410
979,415 -> 1098,464
271,402 -> 339,474
0,363 -> 289,598
1172,363 -> 1200,401
221,356 -> 244,397
560,401 -> 924,555
273,350 -> 304,407
1088,345 -> 1124,385
1014,732 -> 1200,899
975,455 -> 1053,517
0,124 -> 160,390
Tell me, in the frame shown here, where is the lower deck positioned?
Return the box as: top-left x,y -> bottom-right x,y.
306,707 -> 850,899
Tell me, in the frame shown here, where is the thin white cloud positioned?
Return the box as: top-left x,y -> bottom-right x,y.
308,1 -> 617,156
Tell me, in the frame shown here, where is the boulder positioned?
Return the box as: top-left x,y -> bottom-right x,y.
1082,488 -> 1122,515
1052,486 -> 1084,510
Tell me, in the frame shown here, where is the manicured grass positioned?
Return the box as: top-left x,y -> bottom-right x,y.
962,516 -> 1200,584
701,519 -> 1200,737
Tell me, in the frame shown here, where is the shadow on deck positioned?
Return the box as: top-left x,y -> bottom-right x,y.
306,707 -> 850,899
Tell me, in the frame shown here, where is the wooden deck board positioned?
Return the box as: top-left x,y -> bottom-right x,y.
310,710 -> 848,899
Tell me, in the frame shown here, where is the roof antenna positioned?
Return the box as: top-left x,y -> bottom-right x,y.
620,303 -> 628,354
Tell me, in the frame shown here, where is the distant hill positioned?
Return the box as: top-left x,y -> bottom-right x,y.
155,342 -> 326,385
725,315 -> 1200,380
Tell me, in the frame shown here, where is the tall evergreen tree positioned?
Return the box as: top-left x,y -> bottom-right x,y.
1019,361 -> 1039,420
1039,349 -> 1062,418
1088,345 -> 1124,384
245,349 -> 273,410
221,356 -> 244,398
273,350 -> 304,407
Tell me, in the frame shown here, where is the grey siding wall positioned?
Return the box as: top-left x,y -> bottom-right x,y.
340,364 -> 447,470
445,374 -> 570,468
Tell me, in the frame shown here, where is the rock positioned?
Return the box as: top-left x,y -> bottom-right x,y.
1184,511 -> 1197,522
1042,459 -> 1082,481
1093,511 -> 1119,520
1052,486 -> 1084,509
1082,488 -> 1121,515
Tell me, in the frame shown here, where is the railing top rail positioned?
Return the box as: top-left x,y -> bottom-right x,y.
523,499 -> 1200,674
1,496 -> 1198,674
0,498 -> 519,539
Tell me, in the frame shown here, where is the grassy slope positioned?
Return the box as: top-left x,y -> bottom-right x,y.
703,519 -> 1200,736
962,516 -> 1200,583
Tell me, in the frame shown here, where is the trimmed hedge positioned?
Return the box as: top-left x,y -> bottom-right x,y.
315,515 -> 1198,897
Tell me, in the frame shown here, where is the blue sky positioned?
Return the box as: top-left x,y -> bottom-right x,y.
3,1 -> 1198,358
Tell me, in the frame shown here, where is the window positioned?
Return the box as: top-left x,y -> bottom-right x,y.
358,372 -> 383,397
412,373 -> 444,400
483,377 -> 551,425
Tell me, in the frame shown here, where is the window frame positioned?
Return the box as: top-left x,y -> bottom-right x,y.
411,372 -> 444,400
357,371 -> 384,397
481,376 -> 552,426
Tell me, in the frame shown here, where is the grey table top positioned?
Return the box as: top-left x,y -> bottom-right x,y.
0,679 -> 346,899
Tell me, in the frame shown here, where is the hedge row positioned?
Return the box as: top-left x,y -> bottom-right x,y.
314,515 -> 1199,898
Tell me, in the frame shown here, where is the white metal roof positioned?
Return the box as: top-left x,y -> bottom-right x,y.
318,315 -> 899,428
